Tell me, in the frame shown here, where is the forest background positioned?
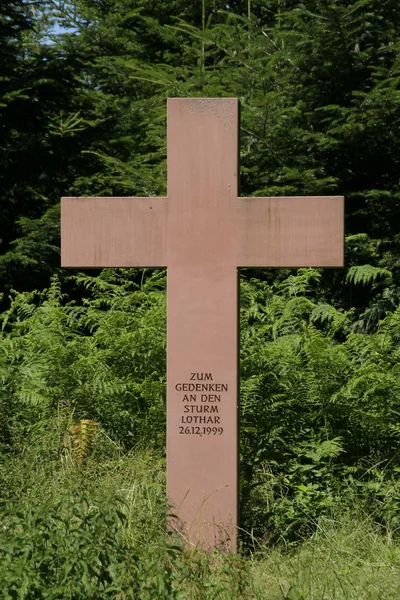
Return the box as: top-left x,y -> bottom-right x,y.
2,0 -> 400,597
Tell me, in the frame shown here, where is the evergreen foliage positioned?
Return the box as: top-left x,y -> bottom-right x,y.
2,0 -> 400,307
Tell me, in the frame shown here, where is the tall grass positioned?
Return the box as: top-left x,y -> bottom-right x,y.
251,516 -> 400,600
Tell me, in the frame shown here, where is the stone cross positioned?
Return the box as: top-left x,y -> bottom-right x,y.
61,98 -> 344,551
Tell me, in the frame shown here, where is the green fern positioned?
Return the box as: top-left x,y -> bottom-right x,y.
346,265 -> 392,286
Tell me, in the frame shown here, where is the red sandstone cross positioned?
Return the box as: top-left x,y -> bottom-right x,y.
61,98 -> 344,551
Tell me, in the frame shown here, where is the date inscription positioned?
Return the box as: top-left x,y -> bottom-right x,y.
179,426 -> 224,436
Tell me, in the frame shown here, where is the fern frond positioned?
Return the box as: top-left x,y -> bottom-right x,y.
346,265 -> 392,286
69,419 -> 100,463
311,438 -> 344,462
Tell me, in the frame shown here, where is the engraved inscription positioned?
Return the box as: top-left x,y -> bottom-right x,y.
176,373 -> 228,436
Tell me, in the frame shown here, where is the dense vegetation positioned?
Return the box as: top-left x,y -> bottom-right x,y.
2,0 -> 400,596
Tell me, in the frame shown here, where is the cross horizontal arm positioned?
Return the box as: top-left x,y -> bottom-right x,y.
61,197 -> 168,267
236,196 -> 344,267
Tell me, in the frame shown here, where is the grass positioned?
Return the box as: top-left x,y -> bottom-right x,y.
250,517 -> 400,599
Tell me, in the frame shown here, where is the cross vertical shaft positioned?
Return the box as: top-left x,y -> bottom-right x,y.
166,99 -> 240,549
